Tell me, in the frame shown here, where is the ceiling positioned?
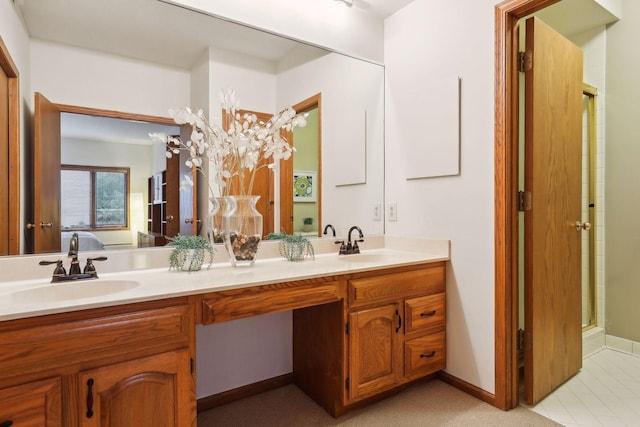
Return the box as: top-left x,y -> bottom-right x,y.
17,0 -> 415,70
534,0 -> 620,37
19,0 -> 413,145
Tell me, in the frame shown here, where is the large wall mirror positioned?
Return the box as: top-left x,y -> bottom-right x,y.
11,0 -> 384,254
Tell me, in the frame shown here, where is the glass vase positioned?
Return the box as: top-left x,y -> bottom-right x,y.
206,197 -> 225,246
223,195 -> 263,267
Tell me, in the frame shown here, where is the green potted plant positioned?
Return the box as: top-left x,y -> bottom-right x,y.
274,233 -> 315,262
302,217 -> 314,232
168,235 -> 215,271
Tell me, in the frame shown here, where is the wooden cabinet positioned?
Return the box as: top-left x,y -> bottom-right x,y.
346,264 -> 446,402
0,299 -> 195,426
293,262 -> 446,417
0,377 -> 62,427
79,350 -> 192,427
348,303 -> 402,400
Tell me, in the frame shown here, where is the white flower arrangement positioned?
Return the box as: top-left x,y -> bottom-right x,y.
150,89 -> 307,198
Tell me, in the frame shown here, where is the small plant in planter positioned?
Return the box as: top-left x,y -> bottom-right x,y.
275,233 -> 315,262
168,235 -> 215,271
302,217 -> 314,232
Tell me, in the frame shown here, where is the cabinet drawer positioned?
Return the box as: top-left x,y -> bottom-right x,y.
0,304 -> 192,379
202,280 -> 342,324
349,264 -> 445,308
404,332 -> 446,378
405,293 -> 445,335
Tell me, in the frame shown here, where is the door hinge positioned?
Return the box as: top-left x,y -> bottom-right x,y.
190,357 -> 194,374
345,377 -> 350,390
517,329 -> 531,352
517,190 -> 532,212
518,51 -> 532,72
345,322 -> 350,335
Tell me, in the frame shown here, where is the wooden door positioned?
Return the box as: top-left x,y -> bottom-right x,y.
0,37 -> 20,256
523,17 -> 583,405
348,304 -> 402,401
165,148 -> 197,239
222,110 -> 274,237
33,92 -> 62,253
0,377 -> 62,427
79,350 -> 194,427
0,60 -> 9,255
177,125 -> 197,237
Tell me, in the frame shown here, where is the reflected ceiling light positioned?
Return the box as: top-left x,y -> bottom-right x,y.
334,0 -> 353,7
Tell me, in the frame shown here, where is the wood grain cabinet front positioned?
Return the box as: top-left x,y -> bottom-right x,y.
345,263 -> 446,405
0,299 -> 196,427
78,350 -> 194,427
0,377 -> 62,427
293,262 -> 446,417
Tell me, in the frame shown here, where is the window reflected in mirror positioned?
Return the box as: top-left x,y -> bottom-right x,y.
61,165 -> 129,231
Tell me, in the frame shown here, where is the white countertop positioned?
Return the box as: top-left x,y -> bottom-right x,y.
0,236 -> 449,322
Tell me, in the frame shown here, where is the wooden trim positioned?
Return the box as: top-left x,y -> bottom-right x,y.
494,0 -> 561,411
438,371 -> 495,406
54,103 -> 175,125
196,373 -> 293,412
0,36 -> 20,255
281,93 -> 322,235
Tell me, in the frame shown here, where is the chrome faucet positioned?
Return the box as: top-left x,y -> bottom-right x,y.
323,224 -> 336,237
39,232 -> 108,282
336,225 -> 364,255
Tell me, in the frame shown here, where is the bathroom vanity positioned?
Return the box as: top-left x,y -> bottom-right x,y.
0,237 -> 448,425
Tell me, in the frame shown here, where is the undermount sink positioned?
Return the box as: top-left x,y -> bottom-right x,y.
338,253 -> 404,263
9,279 -> 140,303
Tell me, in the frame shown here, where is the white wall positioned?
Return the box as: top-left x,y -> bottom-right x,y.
165,0 -> 384,63
385,0 -> 496,393
61,138 -> 153,247
276,52 -> 385,238
605,0 -> 640,342
30,40 -> 190,116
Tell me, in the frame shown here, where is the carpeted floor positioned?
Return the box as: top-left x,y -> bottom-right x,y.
197,379 -> 562,426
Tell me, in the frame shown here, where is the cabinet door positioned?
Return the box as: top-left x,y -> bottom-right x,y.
0,377 -> 61,427
79,350 -> 194,427
348,304 -> 402,401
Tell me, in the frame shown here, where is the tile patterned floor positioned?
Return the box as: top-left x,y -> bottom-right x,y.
526,349 -> 640,426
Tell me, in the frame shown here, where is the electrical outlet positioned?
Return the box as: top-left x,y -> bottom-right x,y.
373,203 -> 382,221
387,202 -> 398,222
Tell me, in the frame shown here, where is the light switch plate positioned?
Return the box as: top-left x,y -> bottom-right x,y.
373,203 -> 382,221
387,202 -> 398,222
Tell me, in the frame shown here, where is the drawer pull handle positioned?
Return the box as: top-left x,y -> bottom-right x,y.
86,378 -> 95,418
395,309 -> 402,333
420,351 -> 436,358
0,421 -> 14,427
420,310 -> 437,317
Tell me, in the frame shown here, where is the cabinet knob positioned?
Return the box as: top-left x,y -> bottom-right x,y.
420,351 -> 436,358
166,215 -> 174,222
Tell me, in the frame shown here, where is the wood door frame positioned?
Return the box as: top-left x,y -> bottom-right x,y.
280,93 -> 322,235
494,0 -> 561,410
0,36 -> 20,255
